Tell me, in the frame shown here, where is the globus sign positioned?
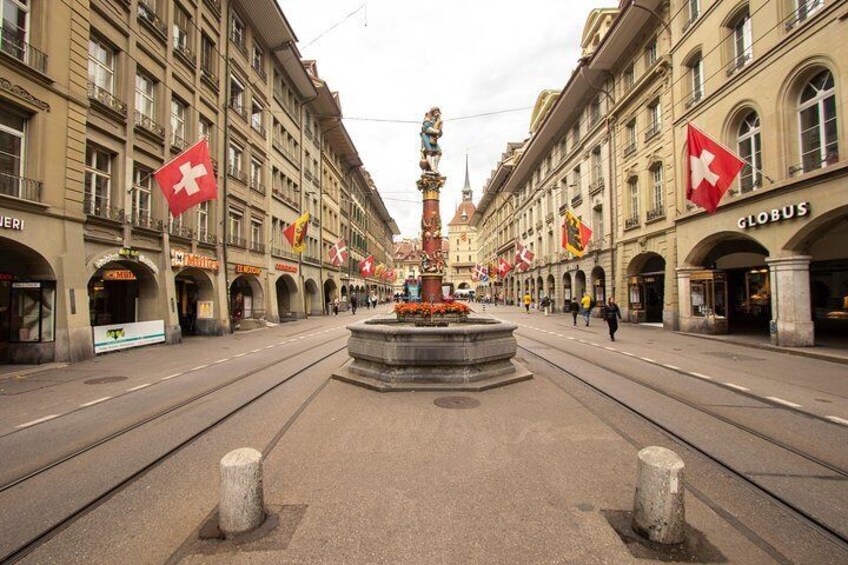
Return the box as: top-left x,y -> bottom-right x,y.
737,202 -> 809,230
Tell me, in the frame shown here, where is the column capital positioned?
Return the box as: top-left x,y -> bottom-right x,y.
765,255 -> 812,269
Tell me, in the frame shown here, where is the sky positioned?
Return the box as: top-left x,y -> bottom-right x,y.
278,0 -> 616,239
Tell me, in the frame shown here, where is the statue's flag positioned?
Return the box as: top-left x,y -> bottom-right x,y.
282,212 -> 310,253
154,138 -> 217,217
359,255 -> 375,278
497,257 -> 513,278
329,238 -> 348,266
562,210 -> 593,258
515,242 -> 534,272
686,123 -> 745,214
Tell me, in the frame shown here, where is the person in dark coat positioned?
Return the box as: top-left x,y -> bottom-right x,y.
603,297 -> 622,341
568,298 -> 580,326
350,294 -> 358,315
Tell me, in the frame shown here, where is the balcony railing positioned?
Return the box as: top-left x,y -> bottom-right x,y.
169,223 -> 194,240
571,193 -> 583,207
0,172 -> 42,202
789,149 -> 839,176
229,99 -> 247,120
646,206 -> 665,222
227,235 -> 246,248
138,1 -> 168,42
197,229 -> 217,245
726,53 -> 752,77
304,169 -> 313,181
250,181 -> 266,195
644,124 -> 661,142
303,254 -> 320,266
304,128 -> 314,141
545,212 -> 554,224
134,110 -> 165,138
252,63 -> 267,82
88,82 -> 127,117
130,210 -> 162,231
171,133 -> 188,151
685,90 -> 703,109
203,0 -> 222,18
200,65 -> 218,89
251,119 -> 266,137
84,196 -> 125,222
311,176 -> 320,189
785,0 -> 822,30
0,26 -> 47,73
588,177 -> 604,195
249,241 -> 265,253
174,41 -> 196,68
227,166 -> 248,184
272,247 -> 299,261
624,216 -> 640,230
623,142 -> 637,157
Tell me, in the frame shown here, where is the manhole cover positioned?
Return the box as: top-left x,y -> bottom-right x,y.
84,376 -> 128,385
434,396 -> 480,409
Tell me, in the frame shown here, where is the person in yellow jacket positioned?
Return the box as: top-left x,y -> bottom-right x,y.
580,292 -> 594,326
523,292 -> 532,313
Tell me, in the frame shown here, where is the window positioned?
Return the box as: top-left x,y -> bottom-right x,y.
0,0 -> 31,64
625,119 -> 637,153
199,116 -> 213,149
131,164 -> 151,222
571,165 -> 581,194
0,108 -> 25,197
687,0 -> 700,24
200,33 -> 216,76
228,143 -> 243,175
572,123 -> 580,146
197,200 -> 209,238
628,177 -> 639,218
737,112 -> 761,191
228,209 -> 243,241
689,54 -> 704,103
651,164 -> 663,210
591,147 -> 602,183
252,44 -> 263,73
645,39 -> 657,67
84,144 -> 111,214
170,97 -> 187,147
229,76 -> 244,114
590,98 -> 601,126
790,0 -> 823,28
732,10 -> 753,70
798,70 -> 838,172
251,219 -> 262,248
250,158 -> 262,189
173,4 -> 190,54
251,100 -> 264,133
230,12 -> 245,49
88,38 -> 115,93
647,99 -> 661,136
135,73 -> 155,119
9,281 -> 55,343
623,63 -> 635,92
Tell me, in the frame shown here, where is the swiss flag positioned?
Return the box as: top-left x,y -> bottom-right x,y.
154,139 -> 217,217
359,255 -> 375,278
686,124 -> 745,214
515,242 -> 534,272
329,238 -> 348,266
497,257 -> 513,278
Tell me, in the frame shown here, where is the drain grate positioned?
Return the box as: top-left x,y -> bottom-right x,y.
84,376 -> 128,385
434,396 -> 480,409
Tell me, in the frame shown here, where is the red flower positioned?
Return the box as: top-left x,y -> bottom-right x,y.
394,302 -> 470,317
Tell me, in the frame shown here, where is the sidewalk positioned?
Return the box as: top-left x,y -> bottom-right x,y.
174,376 -> 775,564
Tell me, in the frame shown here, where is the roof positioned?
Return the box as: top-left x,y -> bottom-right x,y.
393,239 -> 420,262
448,200 -> 476,226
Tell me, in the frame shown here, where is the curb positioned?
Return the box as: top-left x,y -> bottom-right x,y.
674,331 -> 848,366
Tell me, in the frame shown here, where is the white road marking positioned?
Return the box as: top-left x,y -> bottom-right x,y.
556,334 -> 565,337
589,343 -> 602,348
662,364 -> 681,371
640,357 -> 656,363
689,372 -> 712,380
16,414 -> 60,428
161,372 -> 182,380
251,348 -> 262,353
827,416 -> 848,426
766,396 -> 802,408
126,383 -> 151,392
622,352 -> 635,357
724,383 -> 750,391
80,397 -> 111,407
603,347 -> 616,351
214,358 -> 230,364
567,336 -> 576,340
233,353 -> 246,358
191,364 -> 209,371
264,345 -> 275,349
288,340 -> 297,343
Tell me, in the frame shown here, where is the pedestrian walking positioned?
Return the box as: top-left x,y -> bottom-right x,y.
603,298 -> 622,341
351,294 -> 358,315
581,292 -> 593,326
568,298 -> 579,325
332,298 -> 339,316
541,295 -> 551,316
523,292 -> 532,314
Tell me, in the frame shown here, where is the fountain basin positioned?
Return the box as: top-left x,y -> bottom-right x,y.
332,316 -> 533,392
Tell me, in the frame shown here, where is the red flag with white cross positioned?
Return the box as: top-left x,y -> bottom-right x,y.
514,242 -> 534,272
359,255 -> 375,278
497,257 -> 513,278
154,138 -> 217,217
686,124 -> 745,214
329,238 -> 348,266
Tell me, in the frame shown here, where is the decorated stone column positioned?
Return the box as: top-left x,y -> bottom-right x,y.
417,107 -> 446,303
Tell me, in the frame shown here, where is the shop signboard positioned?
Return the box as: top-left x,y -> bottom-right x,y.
275,263 -> 297,273
171,250 -> 219,271
197,301 -> 214,319
737,202 -> 809,229
102,269 -> 137,281
93,320 -> 166,354
0,215 -> 24,230
235,264 -> 262,276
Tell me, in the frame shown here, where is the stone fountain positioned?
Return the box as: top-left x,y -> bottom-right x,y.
332,107 -> 531,392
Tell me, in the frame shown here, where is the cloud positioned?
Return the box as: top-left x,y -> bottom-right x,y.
278,0 -> 615,237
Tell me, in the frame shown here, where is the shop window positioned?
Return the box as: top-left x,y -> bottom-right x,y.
8,281 -> 55,343
690,272 -> 727,318
798,69 -> 838,173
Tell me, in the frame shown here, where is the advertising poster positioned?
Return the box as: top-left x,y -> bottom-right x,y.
197,301 -> 214,319
93,320 -> 166,354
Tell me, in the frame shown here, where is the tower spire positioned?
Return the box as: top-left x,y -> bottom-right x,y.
462,153 -> 472,201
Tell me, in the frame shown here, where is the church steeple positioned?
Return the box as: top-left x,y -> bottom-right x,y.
462,153 -> 472,202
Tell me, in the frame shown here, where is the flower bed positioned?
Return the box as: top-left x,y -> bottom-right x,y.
394,302 -> 471,321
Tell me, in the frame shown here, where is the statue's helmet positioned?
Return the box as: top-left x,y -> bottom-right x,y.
430,106 -> 441,115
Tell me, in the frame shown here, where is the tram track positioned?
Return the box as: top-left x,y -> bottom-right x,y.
0,336 -> 349,563
517,335 -> 848,551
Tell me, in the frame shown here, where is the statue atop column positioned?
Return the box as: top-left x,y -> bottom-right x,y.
417,106 -> 446,302
419,107 -> 443,175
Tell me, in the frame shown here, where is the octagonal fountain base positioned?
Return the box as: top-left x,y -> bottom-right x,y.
332,316 -> 532,392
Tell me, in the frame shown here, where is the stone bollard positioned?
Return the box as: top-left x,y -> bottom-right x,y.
219,447 -> 265,537
632,446 -> 685,545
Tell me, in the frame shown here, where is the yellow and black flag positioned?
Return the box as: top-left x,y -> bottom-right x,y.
562,210 -> 593,258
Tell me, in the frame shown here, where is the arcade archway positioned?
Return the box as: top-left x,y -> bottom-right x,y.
230,275 -> 264,323
276,274 -> 298,321
174,268 -> 215,335
304,278 -> 319,316
626,253 -> 666,324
